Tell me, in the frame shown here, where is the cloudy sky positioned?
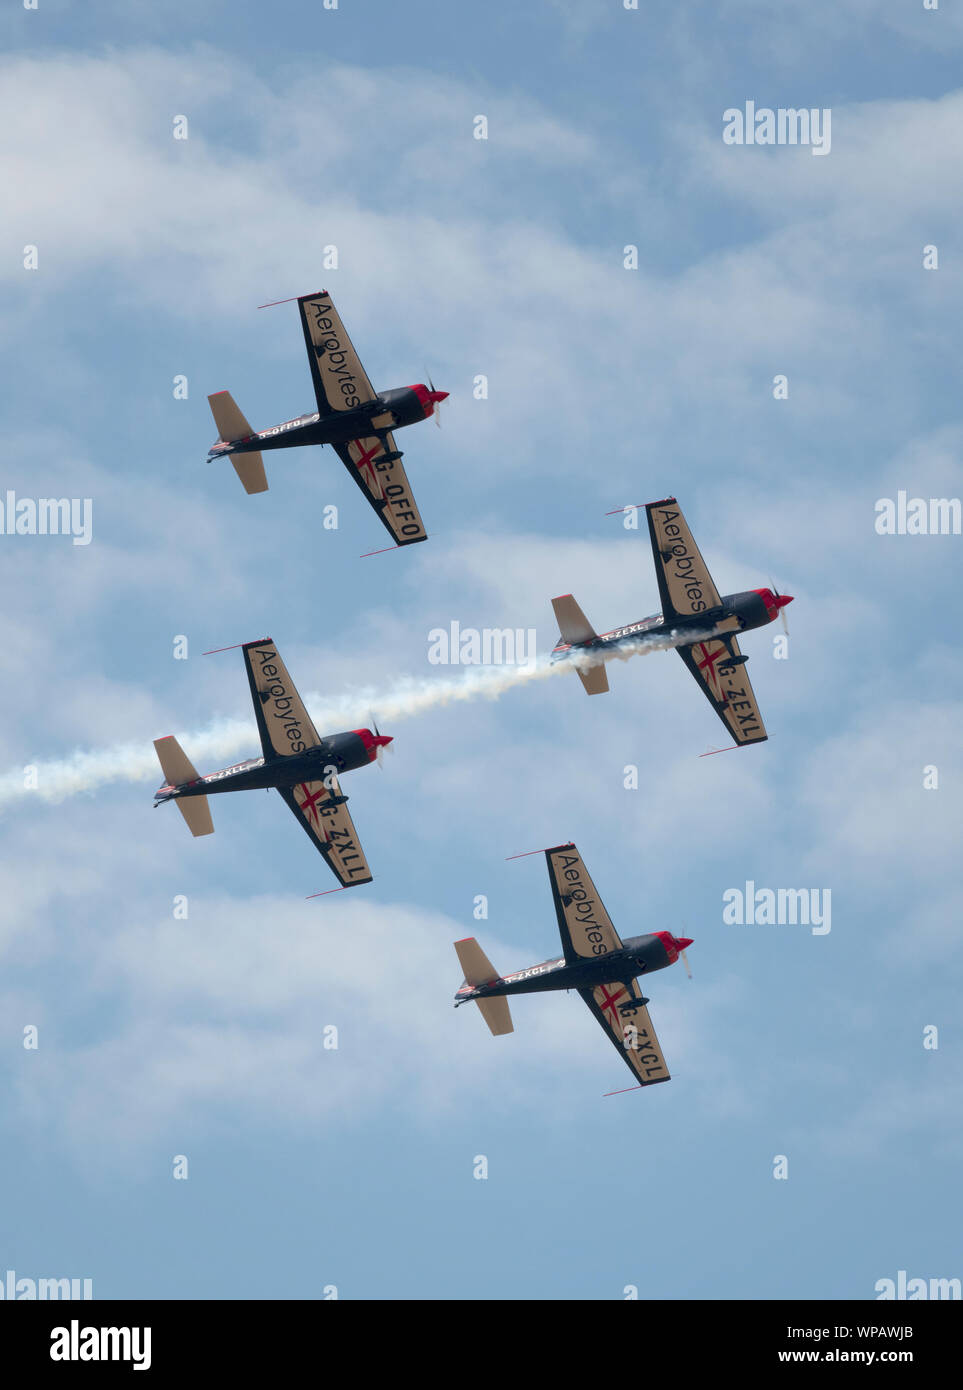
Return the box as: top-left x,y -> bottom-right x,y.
0,1 -> 960,1300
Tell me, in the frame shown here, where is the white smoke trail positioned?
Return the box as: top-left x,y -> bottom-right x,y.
0,629 -> 711,807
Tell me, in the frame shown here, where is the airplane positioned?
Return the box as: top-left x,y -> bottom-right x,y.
206,289 -> 448,549
152,637 -> 391,888
550,496 -> 793,747
454,842 -> 692,1090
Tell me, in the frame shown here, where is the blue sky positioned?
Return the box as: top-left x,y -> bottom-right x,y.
0,1 -> 960,1300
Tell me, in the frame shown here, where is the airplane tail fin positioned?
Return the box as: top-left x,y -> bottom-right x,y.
454,937 -> 514,1036
551,594 -> 609,695
153,736 -> 214,838
207,391 -> 269,495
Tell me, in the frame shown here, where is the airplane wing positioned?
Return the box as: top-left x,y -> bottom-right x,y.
677,636 -> 768,745
241,638 -> 323,759
297,291 -> 380,417
296,291 -> 427,546
278,775 -> 373,887
545,843 -> 623,965
333,432 -> 428,547
645,497 -> 722,621
579,978 -> 671,1086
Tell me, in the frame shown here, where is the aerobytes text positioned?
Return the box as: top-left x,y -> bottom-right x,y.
553,850 -> 611,956
308,296 -> 362,410
252,646 -> 311,753
652,505 -> 711,614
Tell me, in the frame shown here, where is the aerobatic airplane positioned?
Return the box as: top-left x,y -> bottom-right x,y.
454,843 -> 692,1090
152,638 -> 391,888
206,289 -> 447,549
551,496 -> 793,747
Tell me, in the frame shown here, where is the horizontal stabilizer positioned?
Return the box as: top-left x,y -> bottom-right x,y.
553,595 -> 609,694
173,795 -> 214,838
208,391 -> 268,494
575,661 -> 609,696
454,937 -> 513,1036
476,996 -> 514,1037
154,735 -> 201,787
552,593 -> 598,645
455,937 -> 500,986
230,451 -> 268,495
153,736 -> 214,837
208,390 -> 254,443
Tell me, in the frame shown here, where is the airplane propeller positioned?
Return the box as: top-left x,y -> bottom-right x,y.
677,928 -> 693,979
428,374 -> 443,429
770,578 -> 791,636
370,712 -> 394,768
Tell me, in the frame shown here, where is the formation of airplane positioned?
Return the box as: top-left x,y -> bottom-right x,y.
454,843 -> 692,1090
206,289 -> 447,549
551,495 -> 793,748
153,638 -> 390,889
143,275 -> 799,1093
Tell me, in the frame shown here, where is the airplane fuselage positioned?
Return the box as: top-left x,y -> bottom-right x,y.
156,731 -> 373,804
209,387 -> 430,458
455,932 -> 679,1005
552,589 -> 774,665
